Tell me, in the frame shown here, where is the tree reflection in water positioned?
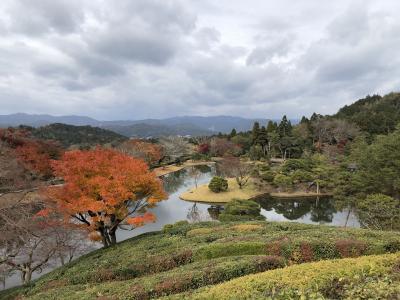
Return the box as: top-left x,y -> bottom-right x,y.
257,196 -> 337,223
207,205 -> 224,220
161,169 -> 188,194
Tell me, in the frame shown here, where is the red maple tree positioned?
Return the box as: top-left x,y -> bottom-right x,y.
118,139 -> 164,167
43,148 -> 167,247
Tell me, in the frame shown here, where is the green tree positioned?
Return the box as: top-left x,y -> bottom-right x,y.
273,174 -> 293,192
208,176 -> 228,193
278,115 -> 292,137
357,194 -> 400,230
309,154 -> 334,195
348,127 -> 400,198
257,126 -> 268,155
229,128 -> 237,138
251,122 -> 260,145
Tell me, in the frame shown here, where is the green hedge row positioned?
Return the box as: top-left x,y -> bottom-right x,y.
167,253 -> 400,299
21,256 -> 285,300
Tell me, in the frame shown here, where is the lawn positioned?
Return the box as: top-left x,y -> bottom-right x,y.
180,178 -> 264,203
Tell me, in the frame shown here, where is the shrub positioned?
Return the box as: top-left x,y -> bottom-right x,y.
219,199 -> 265,222
129,284 -> 149,300
273,174 -> 293,191
186,228 -> 215,237
253,255 -> 285,271
194,242 -> 265,260
90,268 -> 117,282
281,159 -> 311,174
208,176 -> 228,193
357,194 -> 400,230
335,239 -> 367,258
153,274 -> 194,297
178,253 -> 400,299
163,221 -> 191,235
260,170 -> 275,183
231,224 -> 263,232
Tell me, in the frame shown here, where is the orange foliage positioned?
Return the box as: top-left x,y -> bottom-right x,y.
43,148 -> 167,246
118,139 -> 163,167
0,127 -> 62,178
16,140 -> 61,178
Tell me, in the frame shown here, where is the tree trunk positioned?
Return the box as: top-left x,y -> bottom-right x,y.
344,208 -> 352,228
109,230 -> 117,245
316,182 -> 320,195
21,269 -> 33,284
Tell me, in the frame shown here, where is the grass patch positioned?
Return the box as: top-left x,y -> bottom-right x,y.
180,178 -> 263,203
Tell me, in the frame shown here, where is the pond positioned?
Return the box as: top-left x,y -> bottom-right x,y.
2,164 -> 360,290
119,164 -> 360,242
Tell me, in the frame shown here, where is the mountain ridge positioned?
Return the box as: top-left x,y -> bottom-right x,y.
0,113 -> 279,137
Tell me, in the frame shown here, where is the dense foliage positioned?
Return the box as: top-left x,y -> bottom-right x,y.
171,253 -> 400,299
208,176 -> 228,193
2,221 -> 399,299
27,123 -> 127,148
335,92 -> 400,136
43,148 -> 167,247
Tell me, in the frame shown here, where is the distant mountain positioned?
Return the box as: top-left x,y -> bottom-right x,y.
0,113 -> 275,137
105,123 -> 212,138
27,123 -> 127,148
0,113 -> 98,127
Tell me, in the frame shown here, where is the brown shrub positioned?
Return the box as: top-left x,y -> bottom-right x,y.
129,284 -> 149,300
266,237 -> 290,256
153,274 -> 194,297
41,279 -> 68,291
91,268 -> 116,282
299,242 -> 314,262
254,255 -> 285,271
335,239 -> 367,258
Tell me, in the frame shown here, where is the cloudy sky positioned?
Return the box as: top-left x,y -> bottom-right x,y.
0,0 -> 399,120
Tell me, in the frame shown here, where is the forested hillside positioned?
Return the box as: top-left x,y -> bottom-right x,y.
335,92 -> 400,135
26,123 -> 127,148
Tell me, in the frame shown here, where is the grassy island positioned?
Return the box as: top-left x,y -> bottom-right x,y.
179,178 -> 264,203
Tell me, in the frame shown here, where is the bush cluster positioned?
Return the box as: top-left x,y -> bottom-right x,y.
4,221 -> 400,300
208,176 -> 228,193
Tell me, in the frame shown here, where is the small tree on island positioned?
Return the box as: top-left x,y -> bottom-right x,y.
208,176 -> 228,193
219,156 -> 253,189
42,148 -> 167,248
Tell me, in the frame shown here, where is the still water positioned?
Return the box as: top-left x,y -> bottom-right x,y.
2,164 -> 359,290
120,164 -> 359,241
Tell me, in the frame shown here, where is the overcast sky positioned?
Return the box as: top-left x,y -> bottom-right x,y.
0,0 -> 399,120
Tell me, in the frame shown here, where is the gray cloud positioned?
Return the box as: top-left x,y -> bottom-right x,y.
0,0 -> 400,119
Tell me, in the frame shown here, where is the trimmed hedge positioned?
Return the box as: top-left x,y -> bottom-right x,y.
18,256 -> 286,300
2,221 -> 400,299
168,253 -> 400,299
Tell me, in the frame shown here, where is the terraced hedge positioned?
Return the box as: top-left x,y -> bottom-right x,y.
168,253 -> 400,299
1,221 -> 400,299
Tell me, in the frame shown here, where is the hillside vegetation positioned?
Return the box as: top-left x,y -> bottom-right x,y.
2,221 -> 399,299
27,123 -> 127,148
335,92 -> 400,135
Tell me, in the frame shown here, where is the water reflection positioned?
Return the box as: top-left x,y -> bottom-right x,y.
257,196 -> 359,227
